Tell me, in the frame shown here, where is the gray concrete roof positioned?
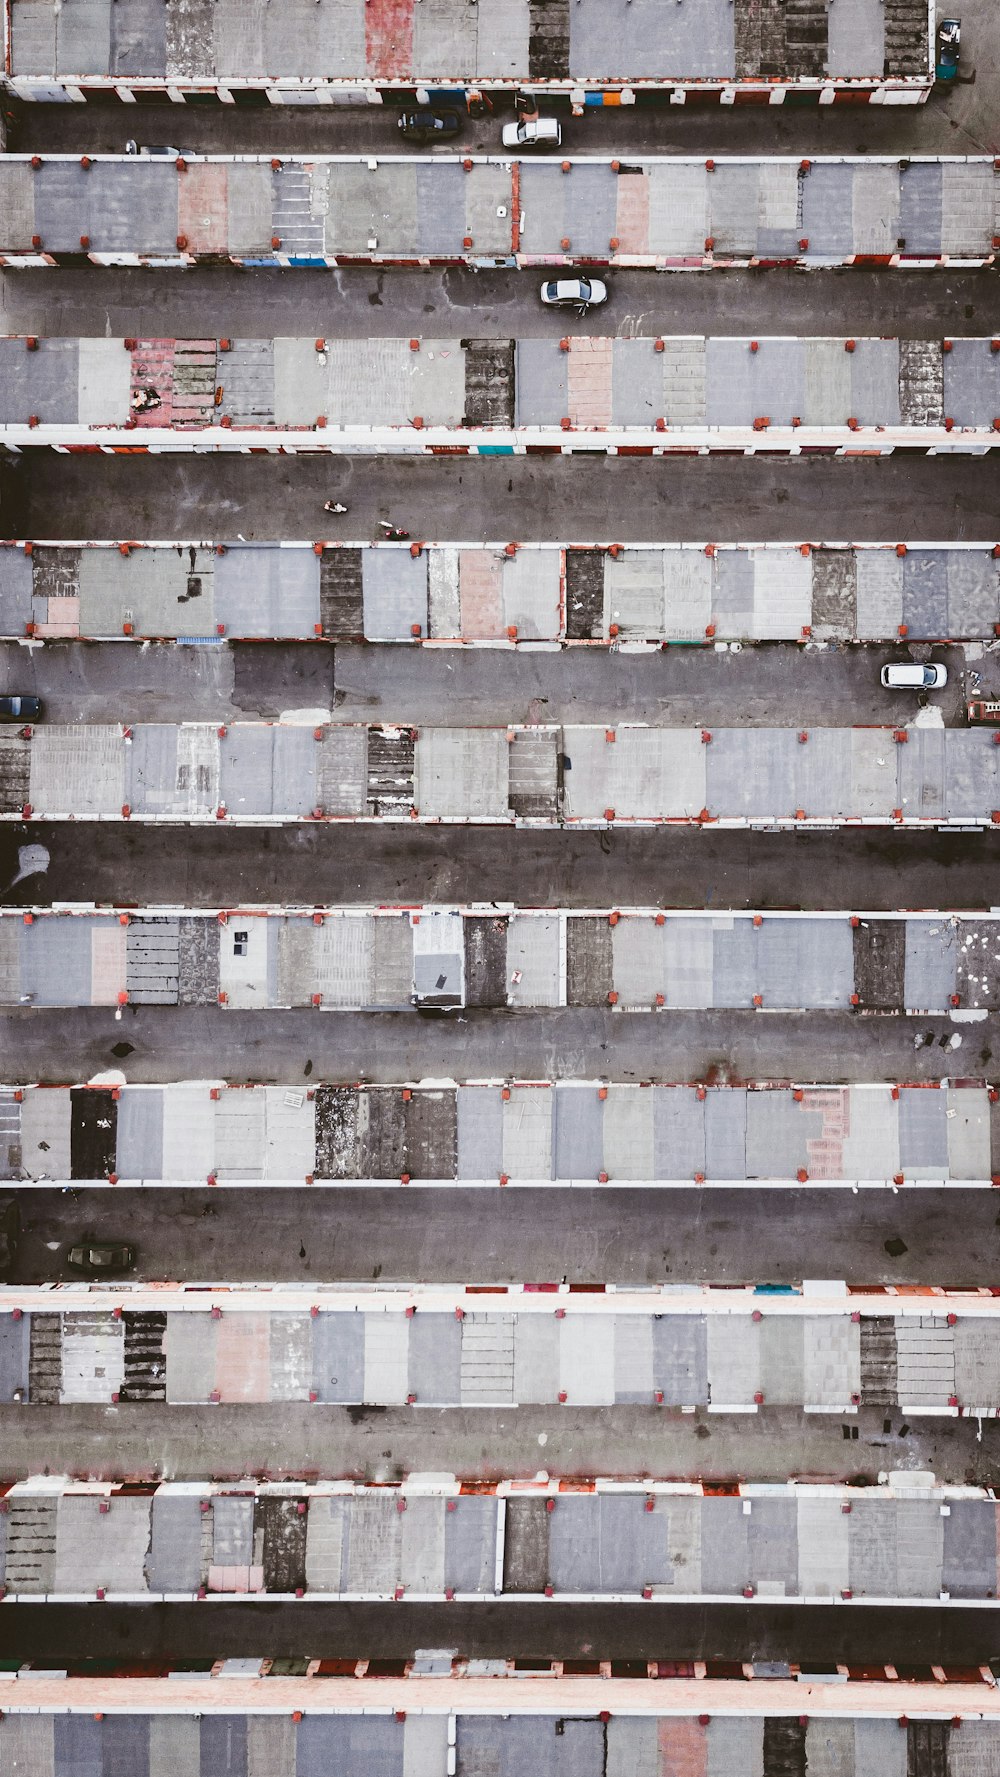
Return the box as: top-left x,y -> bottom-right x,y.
1,1679 -> 998,1777
0,1694 -> 994,1777
3,336 -> 999,443
2,0 -> 930,87
0,1293 -> 997,1414
0,1471 -> 987,1613
5,540 -> 997,644
3,909 -> 1000,1015
2,156 -> 991,267
1,720 -> 999,826
0,1477 -> 990,1603
5,1081 -> 991,1186
3,1081 -> 992,1186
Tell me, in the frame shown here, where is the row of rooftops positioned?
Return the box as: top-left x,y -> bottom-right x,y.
6,540 -> 999,645
3,1080 -> 993,1186
1,1660 -> 993,1688
0,1477 -> 992,1604
3,335 -> 998,448
0,1291 -> 997,1412
1,0 -> 932,91
3,156 -> 993,267
0,1693 -> 995,1777
5,1080 -> 996,1188
1,720 -> 999,825
4,908 -> 1000,1015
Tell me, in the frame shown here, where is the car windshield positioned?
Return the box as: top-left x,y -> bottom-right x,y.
576,280 -> 591,300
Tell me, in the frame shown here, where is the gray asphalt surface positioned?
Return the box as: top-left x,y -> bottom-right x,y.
4,456 -> 997,548
0,1007 -> 991,1086
0,1401 -> 979,1488
0,637 -> 967,727
15,1185 -> 1000,1288
1,825 -> 995,911
2,1601 -> 998,1665
3,266 -> 999,340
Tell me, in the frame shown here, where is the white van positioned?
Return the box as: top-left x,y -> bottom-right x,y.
502,118 -> 562,148
880,663 -> 948,689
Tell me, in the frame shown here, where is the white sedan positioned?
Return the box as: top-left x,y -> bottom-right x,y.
539,276 -> 608,314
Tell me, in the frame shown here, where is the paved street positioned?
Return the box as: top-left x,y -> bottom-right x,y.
15,1184 -> 1000,1288
1,825 -> 995,911
5,455 -> 996,549
0,1006 -> 992,1086
0,637 -> 967,727
4,266 -> 1000,340
0,1401 -> 984,1487
2,1600 -> 998,1666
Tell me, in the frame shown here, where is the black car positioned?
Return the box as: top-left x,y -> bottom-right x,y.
66,1241 -> 136,1276
0,695 -> 41,722
397,109 -> 461,143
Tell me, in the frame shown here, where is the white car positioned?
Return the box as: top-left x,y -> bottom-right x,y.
880,662 -> 948,689
540,276 -> 608,314
125,142 -> 193,159
502,117 -> 562,148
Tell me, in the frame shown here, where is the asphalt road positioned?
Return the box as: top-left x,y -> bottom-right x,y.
0,1402 -> 981,1489
3,266 -> 999,340
3,1601 -> 1000,1665
0,637 -> 968,727
15,1185 -> 1000,1288
1,825 -> 995,911
0,1007 -> 990,1087
4,456 -> 997,548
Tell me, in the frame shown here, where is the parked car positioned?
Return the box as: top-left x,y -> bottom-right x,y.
0,695 -> 41,722
396,110 -> 461,143
0,1200 -> 20,1277
66,1241 -> 136,1275
540,275 -> 608,315
126,142 -> 194,159
502,117 -> 561,148
936,17 -> 961,79
881,663 -> 948,690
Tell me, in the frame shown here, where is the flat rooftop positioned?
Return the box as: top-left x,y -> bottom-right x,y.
0,1477 -> 990,1604
2,0 -> 931,87
0,1687 -> 995,1777
3,908 -> 999,1016
0,1290 -> 997,1415
2,336 -> 998,443
3,156 -> 990,266
5,1080 -> 990,1186
1,720 -> 998,826
3,540 -> 998,645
